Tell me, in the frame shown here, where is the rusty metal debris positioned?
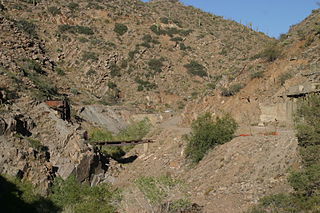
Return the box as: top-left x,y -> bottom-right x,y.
45,99 -> 71,121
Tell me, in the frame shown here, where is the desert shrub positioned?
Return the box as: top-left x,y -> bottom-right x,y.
48,6 -> 61,16
82,51 -> 98,62
160,17 -> 169,24
250,71 -> 264,79
148,58 -> 164,73
86,69 -> 96,76
135,78 -> 157,91
141,34 -> 159,47
114,23 -> 128,36
23,59 -> 45,75
67,2 -> 79,11
140,42 -> 151,48
109,63 -> 121,77
86,2 -> 104,9
15,20 -> 37,37
170,36 -> 183,42
50,176 -> 117,213
26,137 -> 45,151
295,95 -> 320,147
254,43 -> 281,62
184,113 -> 238,163
165,27 -> 180,37
135,175 -> 183,205
221,83 -> 244,97
128,49 -> 139,61
184,61 -> 207,77
142,34 -> 153,43
279,72 -> 292,85
27,73 -> 58,100
70,88 -> 79,95
55,67 -> 65,76
116,117 -> 151,141
107,81 -> 117,89
179,42 -> 191,51
150,25 -> 165,35
179,29 -> 193,36
76,26 -> 94,35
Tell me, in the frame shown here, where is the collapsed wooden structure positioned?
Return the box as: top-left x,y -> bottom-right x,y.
45,99 -> 71,121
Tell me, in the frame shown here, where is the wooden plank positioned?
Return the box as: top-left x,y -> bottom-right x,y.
91,139 -> 155,147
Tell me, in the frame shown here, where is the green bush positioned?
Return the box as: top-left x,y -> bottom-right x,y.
221,83 -> 244,97
27,72 -> 58,100
135,175 -> 183,205
279,72 -> 292,85
254,43 -> 281,62
116,117 -> 151,141
135,78 -> 157,91
50,176 -> 117,213
15,20 -> 37,37
67,2 -> 79,11
23,59 -> 45,75
184,61 -> 207,77
184,113 -> 238,163
55,67 -> 65,76
109,63 -> 121,77
148,58 -> 164,73
26,137 -> 45,151
179,42 -> 191,51
86,69 -> 96,76
295,95 -> 320,147
48,6 -> 61,16
82,51 -> 98,62
170,36 -> 183,42
114,23 -> 128,36
150,25 -> 166,35
250,71 -> 264,79
160,17 -> 169,24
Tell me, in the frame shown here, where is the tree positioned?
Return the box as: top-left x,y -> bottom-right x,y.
184,113 -> 238,163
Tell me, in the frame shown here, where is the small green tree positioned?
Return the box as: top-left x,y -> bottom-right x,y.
114,23 -> 128,36
184,113 -> 238,163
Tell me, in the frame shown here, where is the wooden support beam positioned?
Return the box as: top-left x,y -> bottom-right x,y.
91,139 -> 155,147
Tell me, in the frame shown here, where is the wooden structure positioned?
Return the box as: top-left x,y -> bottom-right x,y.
91,139 -> 155,147
45,99 -> 71,121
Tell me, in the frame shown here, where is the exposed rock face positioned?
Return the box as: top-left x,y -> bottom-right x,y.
0,103 -> 111,194
0,114 -> 34,136
78,105 -> 127,133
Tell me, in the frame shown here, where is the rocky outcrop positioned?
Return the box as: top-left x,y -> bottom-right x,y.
78,105 -> 127,133
0,113 -> 34,136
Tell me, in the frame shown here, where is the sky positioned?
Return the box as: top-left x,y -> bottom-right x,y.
142,0 -> 319,38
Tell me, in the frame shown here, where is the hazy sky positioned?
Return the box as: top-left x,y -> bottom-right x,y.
142,0 -> 319,38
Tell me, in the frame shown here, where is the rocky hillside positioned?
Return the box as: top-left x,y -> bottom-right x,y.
1,0 -> 272,112
0,0 -> 320,212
